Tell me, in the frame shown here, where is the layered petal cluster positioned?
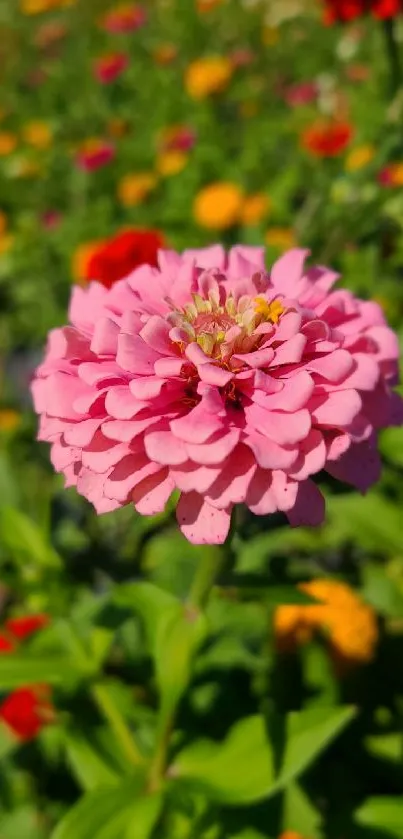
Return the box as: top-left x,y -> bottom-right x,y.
32,246 -> 402,544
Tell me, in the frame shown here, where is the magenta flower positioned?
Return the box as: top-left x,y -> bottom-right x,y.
32,246 -> 402,544
93,53 -> 129,85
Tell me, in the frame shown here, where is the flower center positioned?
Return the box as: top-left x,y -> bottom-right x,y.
167,280 -> 285,363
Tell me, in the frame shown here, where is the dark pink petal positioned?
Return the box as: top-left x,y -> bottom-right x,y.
286,480 -> 325,527
326,440 -> 381,492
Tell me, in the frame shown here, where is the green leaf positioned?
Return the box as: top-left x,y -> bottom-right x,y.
0,655 -> 76,689
172,707 -> 355,806
361,563 -> 403,619
116,583 -> 207,723
156,605 -> 207,724
125,793 -> 163,839
365,733 -> 403,764
355,797 -> 403,837
0,806 -> 46,839
0,507 -> 62,569
0,720 -> 17,760
64,729 -> 122,791
172,716 -> 274,804
277,706 -> 356,789
224,578 -> 321,605
282,783 -> 322,838
51,777 -> 159,839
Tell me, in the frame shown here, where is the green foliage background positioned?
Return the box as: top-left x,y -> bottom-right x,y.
1,1 -> 403,837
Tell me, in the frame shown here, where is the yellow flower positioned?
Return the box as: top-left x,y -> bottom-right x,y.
11,157 -> 43,178
262,26 -> 279,46
21,0 -> 75,13
22,121 -> 53,150
72,241 -> 103,284
156,151 -> 188,177
345,144 -> 375,172
0,132 -> 17,156
193,182 -> 243,230
0,234 -> 14,255
185,57 -> 233,100
275,579 -> 378,670
265,227 -> 296,251
0,211 -> 7,236
0,409 -> 21,432
278,833 -> 306,839
117,172 -> 157,207
240,193 -> 271,226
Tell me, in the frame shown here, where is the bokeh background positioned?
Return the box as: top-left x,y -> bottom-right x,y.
1,1 -> 403,838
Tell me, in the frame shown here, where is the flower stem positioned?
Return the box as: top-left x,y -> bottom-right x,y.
92,682 -> 144,768
383,18 -> 401,97
148,527 -> 236,791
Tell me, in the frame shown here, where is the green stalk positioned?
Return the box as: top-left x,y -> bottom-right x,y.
92,682 -> 144,768
383,17 -> 401,97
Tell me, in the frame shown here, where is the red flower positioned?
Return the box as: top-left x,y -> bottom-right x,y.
94,53 -> 129,85
301,120 -> 353,157
6,614 -> 49,641
0,686 -> 53,741
101,3 -> 147,33
76,139 -> 115,172
86,228 -> 166,288
322,0 -> 402,23
0,634 -> 15,654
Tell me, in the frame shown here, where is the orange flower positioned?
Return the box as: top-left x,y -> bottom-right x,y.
193,182 -> 244,229
117,172 -> 157,207
197,0 -> 224,11
21,0 -> 75,13
156,151 -> 188,177
301,120 -> 353,157
240,193 -> 271,226
72,241 -> 104,283
22,121 -> 53,149
107,118 -> 130,138
278,833 -> 306,839
0,410 -> 21,432
152,43 -> 178,65
275,579 -> 378,671
0,132 -> 17,156
185,56 -> 233,99
345,143 -> 375,172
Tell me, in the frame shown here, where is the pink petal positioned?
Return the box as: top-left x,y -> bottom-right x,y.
90,317 -> 119,356
259,371 -> 314,412
311,390 -> 362,428
81,432 -> 130,473
244,432 -> 298,469
170,462 -> 221,493
270,248 -> 310,296
132,469 -> 174,514
289,429 -> 326,480
270,471 -> 299,512
101,417 -> 159,442
144,429 -> 188,465
129,377 -> 165,399
306,350 -> 353,383
206,445 -> 256,507
104,455 -> 160,502
154,357 -> 185,377
170,402 -> 223,444
272,334 -> 307,367
105,386 -> 146,419
245,404 -> 311,445
233,347 -> 275,368
117,333 -> 159,374
140,316 -> 173,354
246,469 -> 277,515
64,418 -> 103,446
176,492 -> 231,544
185,428 -> 241,465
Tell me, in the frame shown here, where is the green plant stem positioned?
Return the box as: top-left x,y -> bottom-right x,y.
383,18 -> 401,97
148,537 -> 234,791
92,682 -> 144,768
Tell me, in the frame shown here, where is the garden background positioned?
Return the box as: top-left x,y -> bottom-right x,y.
1,0 -> 403,837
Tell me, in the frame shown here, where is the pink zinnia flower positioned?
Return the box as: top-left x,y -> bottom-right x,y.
285,81 -> 318,108
94,53 -> 129,85
32,246 -> 402,545
76,139 -> 115,172
101,3 -> 146,33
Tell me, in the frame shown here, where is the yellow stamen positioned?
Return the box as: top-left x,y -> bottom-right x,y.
254,297 -> 285,324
